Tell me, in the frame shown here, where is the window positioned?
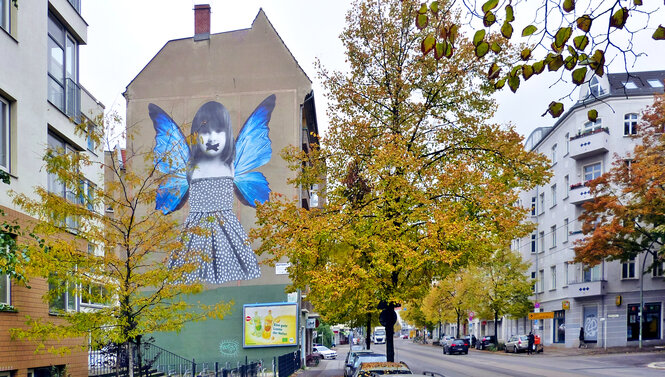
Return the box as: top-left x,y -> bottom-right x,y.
622,81 -> 638,90
0,273 -> 9,305
48,13 -> 80,118
550,225 -> 556,248
564,175 -> 569,198
563,262 -> 569,286
551,184 -> 557,207
68,0 -> 81,13
531,271 -> 536,292
565,133 -> 570,155
564,218 -> 569,243
539,193 -> 544,214
627,303 -> 661,341
648,79 -> 664,88
551,144 -> 557,164
583,162 -> 602,182
80,283 -> 107,306
80,179 -> 95,212
0,96 -> 8,171
588,77 -> 604,97
49,278 -> 76,313
653,261 -> 664,277
47,132 -> 79,231
583,118 -> 602,133
624,113 -> 638,136
583,265 -> 601,282
539,231 -> 545,253
622,258 -> 636,279
550,266 -> 557,290
531,233 -> 537,253
0,0 -> 9,33
538,269 -> 544,293
531,196 -> 536,216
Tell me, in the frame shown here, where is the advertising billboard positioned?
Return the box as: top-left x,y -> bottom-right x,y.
243,302 -> 298,348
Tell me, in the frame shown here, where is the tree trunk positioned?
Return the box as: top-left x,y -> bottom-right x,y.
456,312 -> 461,338
494,311 -> 499,345
366,313 -> 372,350
382,304 -> 397,362
128,341 -> 134,377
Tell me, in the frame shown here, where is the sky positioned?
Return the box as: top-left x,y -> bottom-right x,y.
79,0 -> 665,141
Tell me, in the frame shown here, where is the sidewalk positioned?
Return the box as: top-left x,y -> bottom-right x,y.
297,344 -> 348,377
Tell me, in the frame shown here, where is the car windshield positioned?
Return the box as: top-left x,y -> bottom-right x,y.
354,355 -> 387,367
375,330 -> 386,335
316,346 -> 330,352
452,340 -> 464,345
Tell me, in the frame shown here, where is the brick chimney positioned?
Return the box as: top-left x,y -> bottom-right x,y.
194,4 -> 211,41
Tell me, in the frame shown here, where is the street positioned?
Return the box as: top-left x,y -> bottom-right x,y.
302,339 -> 665,377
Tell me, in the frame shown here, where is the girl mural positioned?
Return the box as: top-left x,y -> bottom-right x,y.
148,95 -> 276,284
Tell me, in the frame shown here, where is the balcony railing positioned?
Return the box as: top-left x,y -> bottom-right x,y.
568,279 -> 606,298
569,183 -> 593,205
569,128 -> 610,160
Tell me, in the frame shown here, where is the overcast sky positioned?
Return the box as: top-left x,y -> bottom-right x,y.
79,0 -> 665,141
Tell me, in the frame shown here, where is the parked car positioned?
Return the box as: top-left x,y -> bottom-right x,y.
439,336 -> 455,347
313,345 -> 337,359
345,349 -> 373,377
352,361 -> 412,377
475,335 -> 496,350
505,335 -> 530,353
347,353 -> 388,377
443,339 -> 469,355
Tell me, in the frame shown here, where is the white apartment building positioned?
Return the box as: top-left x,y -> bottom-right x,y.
514,70 -> 665,348
1,1 -> 104,375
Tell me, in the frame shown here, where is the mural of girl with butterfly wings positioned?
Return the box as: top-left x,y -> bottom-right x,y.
149,94 -> 276,284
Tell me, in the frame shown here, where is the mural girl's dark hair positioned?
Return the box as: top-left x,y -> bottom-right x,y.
190,101 -> 235,166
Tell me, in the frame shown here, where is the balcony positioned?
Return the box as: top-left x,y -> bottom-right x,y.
569,128 -> 610,160
568,279 -> 606,298
569,183 -> 593,205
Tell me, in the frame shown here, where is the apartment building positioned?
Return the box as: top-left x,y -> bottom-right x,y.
513,70 -> 665,348
1,0 -> 104,375
123,6 -> 319,363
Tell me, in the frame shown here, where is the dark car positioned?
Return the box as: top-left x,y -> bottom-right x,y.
475,335 -> 496,350
443,339 -> 469,355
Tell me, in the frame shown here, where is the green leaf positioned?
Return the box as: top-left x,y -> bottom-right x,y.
491,42 -> 502,54
564,55 -> 577,70
488,63 -> 501,80
577,15 -> 592,32
522,25 -> 538,37
434,42 -> 445,60
473,30 -> 486,47
548,55 -> 564,71
533,61 -> 545,74
421,35 -> 436,55
572,67 -> 587,85
418,3 -> 428,14
449,24 -> 459,44
634,0 -> 643,5
508,75 -> 520,93
522,65 -> 534,80
429,1 -> 439,14
590,49 -> 605,76
475,42 -> 490,58
444,41 -> 453,58
653,25 -> 665,40
545,102 -> 565,118
520,48 -> 531,61
495,78 -> 506,89
482,0 -> 499,13
416,14 -> 428,30
505,5 -> 514,22
587,109 -> 598,122
501,21 -> 513,39
610,7 -> 629,29
563,0 -> 575,13
483,11 -> 496,27
510,65 -> 521,77
573,35 -> 589,50
554,27 -> 572,49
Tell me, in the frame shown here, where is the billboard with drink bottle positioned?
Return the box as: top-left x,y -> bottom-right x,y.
243,302 -> 298,348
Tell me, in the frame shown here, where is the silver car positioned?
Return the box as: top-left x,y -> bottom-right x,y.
504,335 -> 529,353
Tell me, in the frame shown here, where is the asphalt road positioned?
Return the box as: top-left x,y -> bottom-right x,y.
300,339 -> 665,377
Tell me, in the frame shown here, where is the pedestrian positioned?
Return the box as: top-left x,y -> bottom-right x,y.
578,326 -> 585,348
471,334 -> 477,348
527,331 -> 535,355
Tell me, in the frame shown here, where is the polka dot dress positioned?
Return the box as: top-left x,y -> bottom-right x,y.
170,177 -> 261,284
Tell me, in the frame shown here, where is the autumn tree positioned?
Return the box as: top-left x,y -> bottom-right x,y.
409,0 -> 665,118
574,94 -> 665,346
252,0 -> 549,362
474,248 -> 533,341
401,301 -> 436,341
421,269 -> 479,338
10,114 -> 231,375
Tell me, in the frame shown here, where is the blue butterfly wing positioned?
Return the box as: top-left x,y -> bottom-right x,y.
149,103 -> 190,214
234,95 -> 276,207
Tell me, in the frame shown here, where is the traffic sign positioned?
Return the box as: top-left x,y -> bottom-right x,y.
528,311 -> 555,320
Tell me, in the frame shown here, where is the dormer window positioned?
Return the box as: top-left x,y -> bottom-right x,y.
648,79 -> 664,88
589,77 -> 604,97
622,81 -> 638,90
